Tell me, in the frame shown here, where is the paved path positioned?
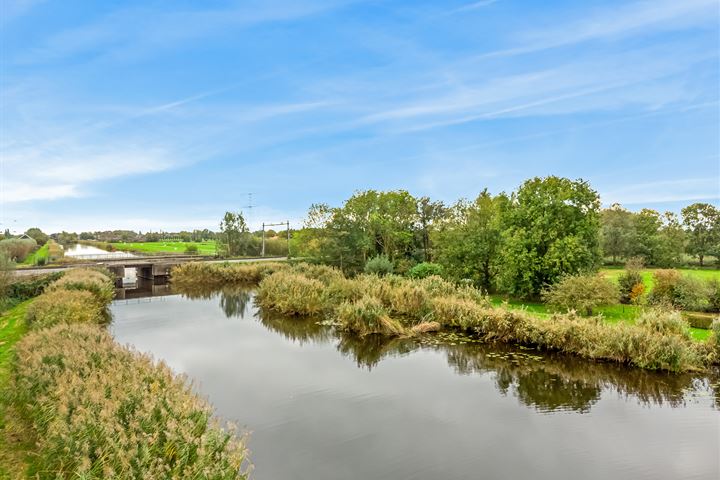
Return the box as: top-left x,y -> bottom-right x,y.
12,256 -> 287,276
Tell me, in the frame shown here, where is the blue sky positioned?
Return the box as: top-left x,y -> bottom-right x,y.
1,0 -> 718,233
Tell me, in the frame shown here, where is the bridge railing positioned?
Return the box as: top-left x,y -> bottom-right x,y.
66,253 -> 139,260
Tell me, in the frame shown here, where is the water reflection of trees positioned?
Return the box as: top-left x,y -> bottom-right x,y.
444,342 -> 716,411
330,333 -> 717,413
174,286 -> 718,413
256,310 -> 334,344
336,335 -> 417,370
174,284 -> 253,318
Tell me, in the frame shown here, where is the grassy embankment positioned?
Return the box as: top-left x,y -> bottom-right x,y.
17,240 -> 64,268
488,268 -> 720,341
0,268 -> 249,479
172,262 -> 720,373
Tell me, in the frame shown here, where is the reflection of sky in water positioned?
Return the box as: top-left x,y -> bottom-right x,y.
110,292 -> 719,480
64,243 -> 135,259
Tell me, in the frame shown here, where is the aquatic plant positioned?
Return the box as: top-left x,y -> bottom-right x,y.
542,273 -> 619,316
255,268 -> 711,372
255,271 -> 324,315
171,261 -> 287,286
336,296 -> 405,336
11,323 -> 249,479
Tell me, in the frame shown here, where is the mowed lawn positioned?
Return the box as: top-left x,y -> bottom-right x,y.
489,266 -> 720,343
600,267 -> 720,291
112,241 -> 218,255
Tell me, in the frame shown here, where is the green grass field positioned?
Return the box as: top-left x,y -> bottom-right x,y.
488,295 -> 711,341
600,267 -> 720,291
112,241 -> 218,255
20,244 -> 49,266
0,301 -> 32,479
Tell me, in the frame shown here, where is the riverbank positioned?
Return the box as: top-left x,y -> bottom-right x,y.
170,262 -> 720,373
0,268 -> 249,479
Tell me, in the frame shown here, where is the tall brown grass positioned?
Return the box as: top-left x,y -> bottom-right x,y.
255,271 -> 324,315
172,261 -> 287,286
46,268 -> 115,306
254,266 -> 711,372
12,323 -> 248,479
25,289 -> 105,329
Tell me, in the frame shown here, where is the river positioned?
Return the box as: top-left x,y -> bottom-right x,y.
110,286 -> 719,480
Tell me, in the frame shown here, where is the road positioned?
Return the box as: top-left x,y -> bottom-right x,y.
12,256 -> 288,276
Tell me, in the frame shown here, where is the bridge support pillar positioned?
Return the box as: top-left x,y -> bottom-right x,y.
106,265 -> 125,287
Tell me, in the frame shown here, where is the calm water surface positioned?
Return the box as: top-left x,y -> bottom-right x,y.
64,243 -> 135,259
110,287 -> 720,480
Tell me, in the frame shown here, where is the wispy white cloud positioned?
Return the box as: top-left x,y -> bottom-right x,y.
355,44 -> 713,132
479,0 -> 717,58
447,0 -> 498,15
14,0 -> 357,65
601,178 -> 720,205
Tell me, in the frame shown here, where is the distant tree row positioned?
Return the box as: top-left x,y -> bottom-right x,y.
601,203 -> 719,267
291,176 -> 719,299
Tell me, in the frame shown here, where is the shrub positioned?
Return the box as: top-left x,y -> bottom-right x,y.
684,313 -> 715,330
6,271 -> 63,300
46,268 -> 115,306
25,289 -> 105,329
256,271 -> 324,315
707,280 -> 720,313
648,269 -> 681,306
11,323 -> 248,479
0,238 -> 37,262
0,253 -> 13,300
336,296 -> 405,336
364,255 -> 393,276
542,274 -> 619,316
618,258 -> 645,304
407,262 -> 444,279
672,276 -> 710,311
184,243 -> 199,254
648,270 -> 712,311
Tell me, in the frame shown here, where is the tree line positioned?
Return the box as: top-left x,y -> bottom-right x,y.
290,176 -> 719,299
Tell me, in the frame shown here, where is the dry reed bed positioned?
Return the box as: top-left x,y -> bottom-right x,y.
9,267 -> 250,478
171,261 -> 288,287
12,324 -> 248,479
255,268 -> 720,372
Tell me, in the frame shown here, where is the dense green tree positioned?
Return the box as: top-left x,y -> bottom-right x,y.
433,190 -> 508,291
600,204 -> 633,263
654,212 -> 685,267
682,203 -> 719,267
630,208 -> 663,264
25,227 -> 49,246
497,177 -> 602,299
297,191 -> 421,271
219,211 -> 252,257
416,197 -> 447,261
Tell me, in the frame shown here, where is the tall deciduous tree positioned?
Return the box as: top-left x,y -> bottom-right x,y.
25,227 -> 49,246
219,211 -> 252,257
498,177 -> 602,299
433,190 -> 508,291
682,203 -> 719,266
416,197 -> 447,262
600,204 -> 633,263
